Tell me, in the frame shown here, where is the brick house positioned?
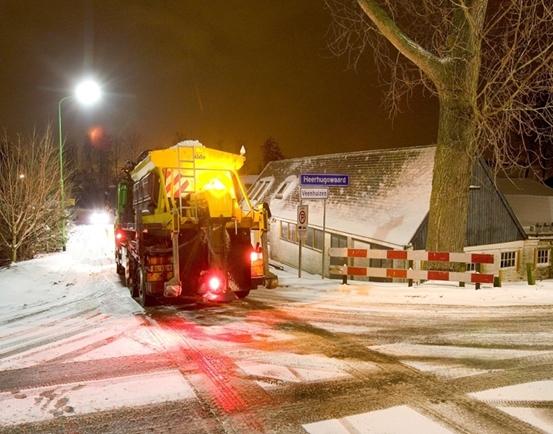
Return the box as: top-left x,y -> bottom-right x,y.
247,145 -> 552,282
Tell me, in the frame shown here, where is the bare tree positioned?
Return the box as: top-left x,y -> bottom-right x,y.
261,137 -> 285,171
116,130 -> 144,169
0,128 -> 67,262
325,0 -> 553,251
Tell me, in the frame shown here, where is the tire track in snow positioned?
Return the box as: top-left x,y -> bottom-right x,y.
0,312 -> 105,359
0,352 -> 191,392
482,400 -> 553,408
141,313 -> 272,433
231,301 -> 543,434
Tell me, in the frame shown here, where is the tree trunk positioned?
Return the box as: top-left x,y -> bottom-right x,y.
11,244 -> 17,263
426,95 -> 474,252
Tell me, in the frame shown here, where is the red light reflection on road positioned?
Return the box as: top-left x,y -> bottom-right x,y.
153,314 -> 266,425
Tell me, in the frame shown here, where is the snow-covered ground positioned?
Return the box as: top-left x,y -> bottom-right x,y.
0,224 -> 552,433
273,264 -> 553,307
2,224 -> 553,314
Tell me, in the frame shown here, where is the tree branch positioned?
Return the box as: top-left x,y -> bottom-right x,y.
356,0 -> 445,85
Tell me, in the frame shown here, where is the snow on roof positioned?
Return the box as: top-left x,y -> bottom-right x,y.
501,195 -> 553,227
256,146 -> 436,247
497,178 -> 553,196
171,140 -> 204,149
496,178 -> 553,227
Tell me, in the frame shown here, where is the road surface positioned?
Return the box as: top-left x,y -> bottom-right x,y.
0,225 -> 552,433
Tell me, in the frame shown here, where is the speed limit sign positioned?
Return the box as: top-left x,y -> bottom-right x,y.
297,204 -> 308,234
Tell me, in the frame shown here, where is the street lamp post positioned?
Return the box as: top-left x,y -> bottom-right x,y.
58,79 -> 102,250
58,96 -> 71,250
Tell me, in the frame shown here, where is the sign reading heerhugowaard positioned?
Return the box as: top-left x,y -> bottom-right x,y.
300,173 -> 349,187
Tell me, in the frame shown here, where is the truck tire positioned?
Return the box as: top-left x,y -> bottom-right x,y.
138,266 -> 155,307
125,257 -> 139,298
235,289 -> 250,299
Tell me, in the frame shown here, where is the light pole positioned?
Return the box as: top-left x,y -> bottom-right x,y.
58,79 -> 102,250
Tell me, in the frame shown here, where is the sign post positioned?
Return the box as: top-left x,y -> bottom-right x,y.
321,198 -> 326,279
300,188 -> 328,279
297,204 -> 308,278
300,174 -> 349,279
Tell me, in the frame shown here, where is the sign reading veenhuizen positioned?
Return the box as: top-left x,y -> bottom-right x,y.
300,173 -> 349,187
300,188 -> 328,200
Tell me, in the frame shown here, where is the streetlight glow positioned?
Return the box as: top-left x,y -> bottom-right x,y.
74,79 -> 102,106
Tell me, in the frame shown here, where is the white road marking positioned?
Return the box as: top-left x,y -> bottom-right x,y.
471,380 -> 553,402
471,380 -> 553,432
303,405 -> 454,434
0,370 -> 196,426
370,343 -> 550,361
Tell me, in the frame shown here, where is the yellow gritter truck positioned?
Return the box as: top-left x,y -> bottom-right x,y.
114,140 -> 277,306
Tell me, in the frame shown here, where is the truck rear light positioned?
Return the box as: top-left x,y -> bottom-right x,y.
250,251 -> 262,262
115,230 -> 125,241
208,275 -> 222,292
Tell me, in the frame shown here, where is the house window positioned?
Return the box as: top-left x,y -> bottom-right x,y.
304,227 -> 324,251
289,223 -> 297,243
537,248 -> 550,266
279,221 -> 297,243
314,229 -> 324,251
248,181 -> 263,199
274,182 -> 290,199
466,263 -> 476,272
500,251 -> 517,268
306,227 -> 314,247
369,243 -> 392,269
280,221 -> 288,240
249,178 -> 273,202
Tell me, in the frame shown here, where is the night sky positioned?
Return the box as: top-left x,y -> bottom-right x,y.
0,0 -> 438,169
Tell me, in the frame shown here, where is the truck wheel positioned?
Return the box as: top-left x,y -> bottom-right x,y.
116,262 -> 124,275
265,273 -> 279,289
138,267 -> 155,307
125,257 -> 139,298
235,289 -> 250,299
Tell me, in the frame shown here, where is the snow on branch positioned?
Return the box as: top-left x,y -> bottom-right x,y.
0,128 -> 68,262
325,0 -> 553,176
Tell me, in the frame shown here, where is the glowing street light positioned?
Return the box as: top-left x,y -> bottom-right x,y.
58,78 -> 102,249
74,79 -> 102,106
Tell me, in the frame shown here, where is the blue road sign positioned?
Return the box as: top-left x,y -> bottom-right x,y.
300,173 -> 349,187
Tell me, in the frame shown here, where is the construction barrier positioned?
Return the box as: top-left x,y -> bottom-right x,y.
328,248 -> 495,285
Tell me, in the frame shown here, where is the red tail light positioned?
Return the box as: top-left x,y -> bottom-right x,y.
250,251 -> 262,262
115,230 -> 125,241
208,275 -> 222,291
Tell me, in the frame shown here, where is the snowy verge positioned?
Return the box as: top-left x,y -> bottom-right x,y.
0,225 -> 116,310
272,263 -> 553,307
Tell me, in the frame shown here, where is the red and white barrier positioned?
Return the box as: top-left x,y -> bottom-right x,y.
328,265 -> 494,284
328,248 -> 496,285
328,248 -> 494,264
